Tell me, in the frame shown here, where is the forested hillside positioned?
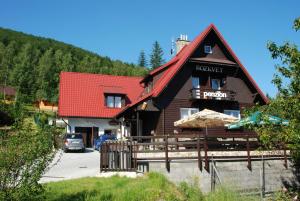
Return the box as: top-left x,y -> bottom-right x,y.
0,27 -> 148,103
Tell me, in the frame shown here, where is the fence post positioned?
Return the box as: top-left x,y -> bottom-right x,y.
120,141 -> 123,171
175,137 -> 179,150
204,132 -> 209,172
283,145 -> 288,169
165,135 -> 169,172
210,160 -> 215,191
197,134 -> 202,171
100,143 -> 103,172
105,143 -> 108,171
246,135 -> 252,170
134,141 -> 138,170
129,138 -> 133,170
260,154 -> 265,199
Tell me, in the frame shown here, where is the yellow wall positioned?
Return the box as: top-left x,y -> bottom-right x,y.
39,100 -> 58,112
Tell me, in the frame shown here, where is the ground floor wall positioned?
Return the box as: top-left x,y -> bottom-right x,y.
65,117 -> 120,137
144,159 -> 299,193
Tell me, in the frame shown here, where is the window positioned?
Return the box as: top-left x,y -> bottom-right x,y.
224,110 -> 241,119
192,76 -> 200,89
180,108 -> 199,119
211,79 -> 221,90
115,96 -> 121,108
204,45 -> 212,54
106,95 -> 122,108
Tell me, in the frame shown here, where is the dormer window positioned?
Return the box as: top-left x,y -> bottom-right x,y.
106,95 -> 122,108
204,45 -> 212,54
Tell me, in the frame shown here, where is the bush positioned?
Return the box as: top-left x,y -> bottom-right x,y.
0,121 -> 55,200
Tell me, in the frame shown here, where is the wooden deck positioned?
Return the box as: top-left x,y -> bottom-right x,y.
100,132 -> 289,172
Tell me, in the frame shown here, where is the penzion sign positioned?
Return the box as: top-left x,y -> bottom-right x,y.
203,91 -> 227,99
196,65 -> 223,73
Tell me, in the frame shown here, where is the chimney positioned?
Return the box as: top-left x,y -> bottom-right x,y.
175,34 -> 190,53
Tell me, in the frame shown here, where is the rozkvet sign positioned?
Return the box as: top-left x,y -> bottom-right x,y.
196,65 -> 223,73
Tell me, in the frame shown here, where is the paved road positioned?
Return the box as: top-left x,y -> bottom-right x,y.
40,148 -> 100,183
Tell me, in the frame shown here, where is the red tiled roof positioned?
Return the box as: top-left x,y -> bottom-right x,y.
60,24 -> 268,119
58,72 -> 143,118
118,24 -> 268,116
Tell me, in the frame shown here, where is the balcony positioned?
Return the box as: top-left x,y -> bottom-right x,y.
190,88 -> 236,101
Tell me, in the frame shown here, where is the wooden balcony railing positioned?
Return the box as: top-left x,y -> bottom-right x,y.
190,88 -> 236,101
100,133 -> 289,173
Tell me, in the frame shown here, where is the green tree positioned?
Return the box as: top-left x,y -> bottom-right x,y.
0,27 -> 148,102
138,50 -> 147,67
0,41 -> 17,89
36,48 -> 59,102
250,18 -> 300,164
11,43 -> 40,102
0,42 -> 6,85
0,102 -> 56,201
61,52 -> 75,72
150,41 -> 165,69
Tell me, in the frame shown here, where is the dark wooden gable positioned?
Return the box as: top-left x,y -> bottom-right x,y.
190,30 -> 237,65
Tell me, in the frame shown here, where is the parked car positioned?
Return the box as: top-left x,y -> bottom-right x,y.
93,134 -> 117,150
63,133 -> 85,152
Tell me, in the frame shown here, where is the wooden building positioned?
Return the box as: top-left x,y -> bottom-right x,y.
35,100 -> 58,112
116,24 -> 268,137
59,24 -> 268,144
0,85 -> 16,102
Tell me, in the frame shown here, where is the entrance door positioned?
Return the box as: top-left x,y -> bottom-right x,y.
75,127 -> 98,148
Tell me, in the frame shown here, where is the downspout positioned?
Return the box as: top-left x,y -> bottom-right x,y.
62,117 -> 71,133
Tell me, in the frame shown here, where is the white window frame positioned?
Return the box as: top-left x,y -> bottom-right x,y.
204,45 -> 212,54
224,110 -> 241,119
180,108 -> 199,119
106,95 -> 122,108
106,96 -> 115,108
114,96 -> 122,108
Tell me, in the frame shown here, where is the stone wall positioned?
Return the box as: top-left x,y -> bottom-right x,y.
141,159 -> 299,193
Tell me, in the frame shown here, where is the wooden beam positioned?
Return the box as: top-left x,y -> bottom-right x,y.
136,111 -> 139,137
100,143 -> 103,172
204,132 -> 209,172
246,135 -> 252,170
165,135 -> 169,172
197,134 -> 202,171
283,147 -> 288,169
91,127 -> 94,147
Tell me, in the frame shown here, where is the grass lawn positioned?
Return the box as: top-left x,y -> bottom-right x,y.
44,172 -> 259,201
44,172 -> 190,201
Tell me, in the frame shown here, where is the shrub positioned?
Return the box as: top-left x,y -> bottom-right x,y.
0,121 -> 55,200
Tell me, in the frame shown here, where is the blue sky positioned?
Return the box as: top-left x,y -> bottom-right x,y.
0,0 -> 299,97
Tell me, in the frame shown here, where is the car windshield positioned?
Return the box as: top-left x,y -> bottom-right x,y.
66,134 -> 82,139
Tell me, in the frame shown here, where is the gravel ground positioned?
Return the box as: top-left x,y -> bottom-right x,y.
40,148 -> 100,183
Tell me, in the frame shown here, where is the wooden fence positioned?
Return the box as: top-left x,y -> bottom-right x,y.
100,132 -> 288,172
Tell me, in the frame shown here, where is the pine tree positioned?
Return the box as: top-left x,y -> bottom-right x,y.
138,50 -> 147,67
61,52 -> 75,72
0,41 -> 17,88
11,43 -> 40,102
150,41 -> 165,69
36,48 -> 58,102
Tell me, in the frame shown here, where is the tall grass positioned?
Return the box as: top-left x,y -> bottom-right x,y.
44,173 -> 259,201
205,187 -> 258,201
44,172 -> 185,201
